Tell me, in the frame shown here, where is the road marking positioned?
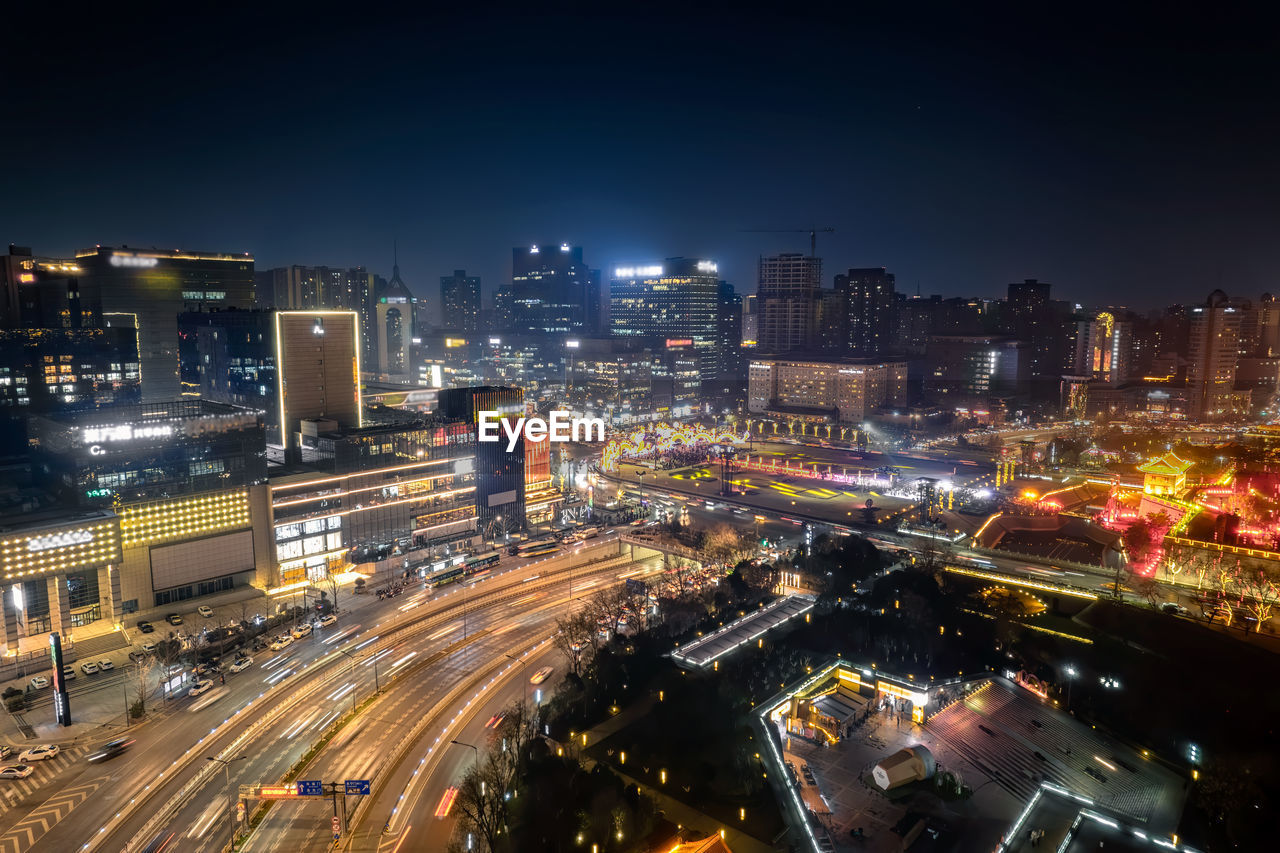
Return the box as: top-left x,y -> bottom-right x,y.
0,781 -> 100,852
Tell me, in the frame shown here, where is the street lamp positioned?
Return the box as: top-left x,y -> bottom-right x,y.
207,754 -> 247,852
451,740 -> 481,792
505,652 -> 528,707
1065,666 -> 1078,709
336,649 -> 359,715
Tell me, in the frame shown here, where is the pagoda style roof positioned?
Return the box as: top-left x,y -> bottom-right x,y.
1138,452 -> 1193,476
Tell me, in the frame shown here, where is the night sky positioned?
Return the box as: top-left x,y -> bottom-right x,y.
3,3 -> 1277,312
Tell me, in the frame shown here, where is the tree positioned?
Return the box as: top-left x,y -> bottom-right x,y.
1236,566 -> 1280,630
315,564 -> 341,614
702,524 -> 750,565
1123,517 -> 1154,564
553,612 -> 596,675
452,750 -> 511,853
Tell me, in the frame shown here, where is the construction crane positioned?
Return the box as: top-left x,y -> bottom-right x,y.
740,226 -> 835,257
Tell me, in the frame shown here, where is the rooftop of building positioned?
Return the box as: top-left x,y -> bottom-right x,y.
747,352 -> 909,366
36,398 -> 260,427
74,245 -> 253,262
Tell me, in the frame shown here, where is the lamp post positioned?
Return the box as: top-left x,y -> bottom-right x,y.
1065,666 -> 1077,710
450,740 -> 481,793
505,652 -> 528,707
337,649 -> 359,715
207,754 -> 247,852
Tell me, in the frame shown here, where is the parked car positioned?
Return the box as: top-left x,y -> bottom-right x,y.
0,765 -> 33,780
197,605 -> 214,618
28,676 -> 49,690
87,738 -> 135,763
269,635 -> 293,651
291,623 -> 313,639
141,641 -> 158,654
188,679 -> 215,698
61,665 -> 77,681
18,744 -> 59,762
166,613 -> 184,626
0,745 -> 12,760
530,666 -> 554,684
97,659 -> 115,671
228,656 -> 254,674
317,613 -> 338,627
194,662 -> 220,677
80,662 -> 100,675
137,620 -> 155,634
128,650 -> 147,663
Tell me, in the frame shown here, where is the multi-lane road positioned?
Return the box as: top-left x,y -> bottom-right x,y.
0,536 -> 660,853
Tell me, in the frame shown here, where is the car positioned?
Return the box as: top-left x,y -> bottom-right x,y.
140,831 -> 177,853
128,650 -> 147,663
87,738 -> 135,763
194,662 -> 220,677
137,620 -> 155,634
188,679 -> 215,698
61,665 -> 77,681
228,656 -> 253,673
18,745 -> 59,762
80,662 -> 100,675
0,765 -> 33,780
166,613 -> 184,626
317,613 -> 338,627
0,746 -> 11,760
291,623 -> 313,639
196,605 -> 214,618
141,641 -> 158,654
1161,602 -> 1190,616
269,635 -> 293,651
97,659 -> 115,671
530,666 -> 554,685
28,676 -> 49,690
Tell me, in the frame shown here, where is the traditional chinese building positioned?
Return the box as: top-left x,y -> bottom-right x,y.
1139,452 -> 1193,498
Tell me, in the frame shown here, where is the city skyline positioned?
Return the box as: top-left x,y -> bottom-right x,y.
3,5 -> 1277,307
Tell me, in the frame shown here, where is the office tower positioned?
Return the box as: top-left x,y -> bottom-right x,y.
178,309 -> 276,434
925,336 -> 1030,398
440,269 -> 480,332
436,386 -> 526,531
742,294 -> 758,348
275,311 -> 362,450
0,327 -> 140,411
508,243 -> 597,334
837,267 -> 896,357
756,253 -> 821,352
255,265 -> 381,366
1002,278 -> 1076,395
376,259 -> 415,378
1238,293 -> 1280,357
816,289 -> 849,354
68,246 -> 255,402
717,281 -> 744,378
609,258 -> 722,380
1074,312 -> 1132,385
1187,290 -> 1243,420
748,356 -> 907,423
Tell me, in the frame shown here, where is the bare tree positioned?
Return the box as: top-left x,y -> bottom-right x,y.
1236,566 -> 1280,630
553,612 -> 595,675
451,751 -> 510,853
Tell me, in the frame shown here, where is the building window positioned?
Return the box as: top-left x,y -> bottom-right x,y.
121,599 -> 139,615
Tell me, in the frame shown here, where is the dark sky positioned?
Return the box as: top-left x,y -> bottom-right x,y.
3,2 -> 1277,312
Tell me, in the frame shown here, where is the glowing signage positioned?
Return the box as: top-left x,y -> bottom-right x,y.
445,338 -> 467,348
109,254 -> 159,268
559,243 -> 570,252
614,265 -> 663,278
259,784 -> 301,798
28,529 -> 94,552
83,424 -> 174,443
665,339 -> 693,347
695,260 -> 718,273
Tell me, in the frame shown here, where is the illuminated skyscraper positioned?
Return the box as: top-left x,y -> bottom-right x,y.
1187,290 -> 1243,420
275,310 -> 362,451
1074,312 -> 1132,385
440,269 -> 480,332
508,244 -> 599,334
609,258 -> 722,380
838,267 -> 896,357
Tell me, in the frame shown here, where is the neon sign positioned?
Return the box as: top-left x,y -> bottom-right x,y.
83,424 -> 174,443
28,529 -> 94,552
109,255 -> 158,268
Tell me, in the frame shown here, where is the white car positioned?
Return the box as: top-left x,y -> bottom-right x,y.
228,657 -> 253,673
197,605 -> 214,618
269,635 -> 293,651
0,764 -> 34,780
97,659 -> 115,671
18,745 -> 59,762
81,662 -> 100,675
530,666 -> 554,685
291,623 -> 313,639
317,613 -> 338,627
28,676 -> 49,690
188,679 -> 215,697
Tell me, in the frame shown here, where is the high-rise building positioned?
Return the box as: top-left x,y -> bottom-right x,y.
436,386 -> 526,532
717,281 -> 744,378
508,244 -> 599,334
609,258 -> 722,380
376,258 -> 415,378
70,246 -> 255,402
178,309 -> 276,433
1074,312 -> 1132,385
1238,293 -> 1280,357
275,311 -> 362,451
925,335 -> 1030,399
440,269 -> 480,332
1003,278 -> 1075,396
254,265 -> 381,366
756,253 -> 821,353
837,267 -> 896,357
1187,290 -> 1244,420
741,294 -> 759,348
0,327 -> 140,412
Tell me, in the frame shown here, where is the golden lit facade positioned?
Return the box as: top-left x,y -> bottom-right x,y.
1139,452 -> 1193,497
1,515 -> 122,582
119,490 -> 252,548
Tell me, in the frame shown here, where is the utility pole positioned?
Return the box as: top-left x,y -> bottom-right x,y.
207,754 -> 247,852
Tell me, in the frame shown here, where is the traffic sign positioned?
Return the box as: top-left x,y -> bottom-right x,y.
236,801 -> 245,822
297,779 -> 323,797
345,779 -> 371,796
332,815 -> 341,833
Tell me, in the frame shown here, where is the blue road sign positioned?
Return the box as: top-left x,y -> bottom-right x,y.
297,779 -> 323,796
345,779 -> 371,796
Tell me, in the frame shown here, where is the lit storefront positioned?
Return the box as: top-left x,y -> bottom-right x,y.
0,511 -> 123,652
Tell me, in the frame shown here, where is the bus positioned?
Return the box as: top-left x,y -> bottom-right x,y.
578,527 -> 599,540
464,551 -> 501,579
518,542 -> 561,558
426,564 -> 465,587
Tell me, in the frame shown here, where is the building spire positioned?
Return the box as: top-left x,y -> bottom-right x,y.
393,239 -> 400,279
